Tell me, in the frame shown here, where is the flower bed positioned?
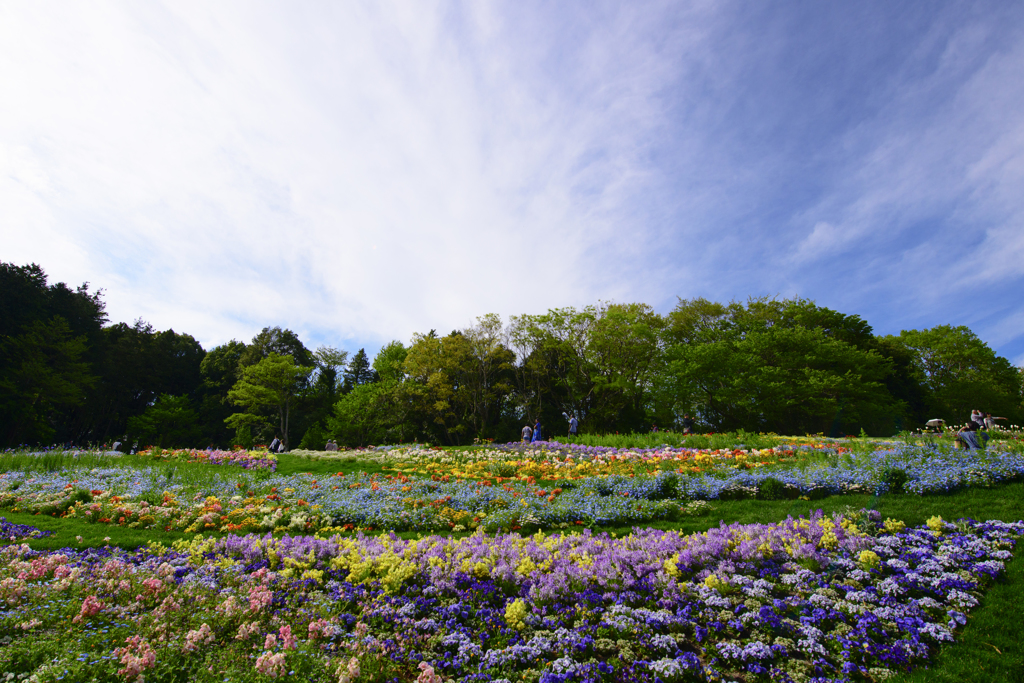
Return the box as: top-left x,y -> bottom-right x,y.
135,448 -> 278,471
0,516 -> 52,543
1,511 -> 1020,682
381,442 -> 823,481
2,445 -> 1024,536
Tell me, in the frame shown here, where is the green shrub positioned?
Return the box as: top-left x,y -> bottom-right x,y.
882,467 -> 909,494
757,477 -> 788,501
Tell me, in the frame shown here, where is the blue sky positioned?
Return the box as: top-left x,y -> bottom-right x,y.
3,1 -> 1023,365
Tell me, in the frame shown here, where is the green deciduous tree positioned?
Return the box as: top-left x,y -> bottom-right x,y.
240,327 -> 313,370
225,353 -> 312,448
373,341 -> 408,383
887,325 -> 1022,424
126,394 -> 201,448
664,297 -> 895,435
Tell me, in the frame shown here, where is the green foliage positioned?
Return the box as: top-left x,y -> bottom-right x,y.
239,326 -> 313,369
887,325 -> 1023,425
225,352 -> 312,448
299,421 -> 331,450
343,347 -> 378,390
373,340 -> 408,382
882,466 -> 909,494
757,477 -> 788,501
0,316 -> 96,445
126,394 -> 202,448
664,297 -> 896,435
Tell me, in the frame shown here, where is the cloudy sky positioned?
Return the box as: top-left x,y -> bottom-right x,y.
3,1 -> 1023,364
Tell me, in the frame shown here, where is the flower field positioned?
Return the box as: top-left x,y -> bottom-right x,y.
2,438 -> 1024,682
1,512 -> 1022,682
2,444 -> 1023,535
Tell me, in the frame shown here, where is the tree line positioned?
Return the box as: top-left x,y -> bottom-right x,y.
2,261 -> 1022,450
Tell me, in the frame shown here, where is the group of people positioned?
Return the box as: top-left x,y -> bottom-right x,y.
521,412 -> 579,443
954,409 -> 1006,450
324,440 -> 339,451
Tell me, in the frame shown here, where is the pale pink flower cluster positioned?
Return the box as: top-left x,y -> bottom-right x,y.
0,577 -> 27,606
155,595 -> 181,614
17,553 -> 70,580
183,623 -> 215,652
336,657 -> 360,683
141,578 -> 163,596
19,618 -> 42,630
235,620 -> 262,641
99,559 -> 129,579
417,662 -> 444,683
248,585 -> 274,612
72,594 -> 105,623
215,595 -> 240,617
308,618 -> 331,640
115,635 -> 156,682
278,624 -> 296,650
254,651 -> 287,678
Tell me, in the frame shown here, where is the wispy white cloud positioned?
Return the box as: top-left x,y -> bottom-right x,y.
1,1 -> 698,349
2,1 -> 1023,363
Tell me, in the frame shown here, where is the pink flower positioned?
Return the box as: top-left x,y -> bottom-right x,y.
279,624 -> 296,650
72,595 -> 105,623
255,651 -> 287,678
248,586 -> 274,612
115,635 -> 156,682
417,662 -> 444,683
183,623 -> 215,652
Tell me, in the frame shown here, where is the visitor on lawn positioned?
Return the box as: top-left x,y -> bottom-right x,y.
956,422 -> 983,450
521,424 -> 533,442
269,436 -> 282,453
531,419 -> 542,443
984,413 -> 1007,430
562,411 -> 578,438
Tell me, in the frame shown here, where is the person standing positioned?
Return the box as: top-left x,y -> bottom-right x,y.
970,409 -> 984,427
531,419 -> 542,443
682,414 -> 694,435
521,424 -> 533,443
269,436 -> 282,453
568,414 -> 578,438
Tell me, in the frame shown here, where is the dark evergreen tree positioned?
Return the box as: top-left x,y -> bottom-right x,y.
342,348 -> 378,392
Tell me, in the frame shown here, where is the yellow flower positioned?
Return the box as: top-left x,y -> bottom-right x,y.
858,550 -> 880,569
505,599 -> 528,630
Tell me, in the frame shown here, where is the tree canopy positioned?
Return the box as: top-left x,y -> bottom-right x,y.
3,260 -> 1022,449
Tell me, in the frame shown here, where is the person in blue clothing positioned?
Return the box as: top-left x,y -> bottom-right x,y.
956,422 -> 983,450
531,419 -> 542,442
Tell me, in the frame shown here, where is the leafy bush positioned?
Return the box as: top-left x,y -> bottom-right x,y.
883,467 -> 909,494
757,477 -> 788,501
